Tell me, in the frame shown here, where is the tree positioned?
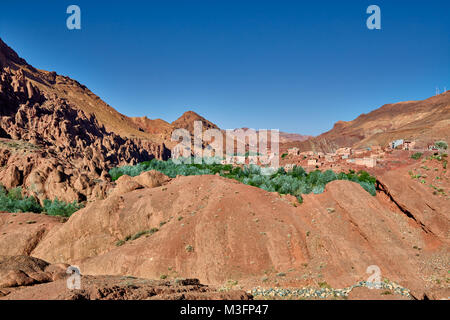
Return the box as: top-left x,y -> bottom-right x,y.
435,141 -> 448,150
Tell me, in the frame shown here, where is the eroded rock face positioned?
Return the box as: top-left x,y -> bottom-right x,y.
0,61 -> 169,202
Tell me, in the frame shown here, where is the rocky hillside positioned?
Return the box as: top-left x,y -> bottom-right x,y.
0,38 -> 169,203
295,93 -> 450,152
131,111 -> 221,149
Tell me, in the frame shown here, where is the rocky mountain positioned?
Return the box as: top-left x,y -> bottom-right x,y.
171,111 -> 220,133
278,131 -> 312,143
130,111 -> 221,149
295,93 -> 450,152
0,38 -> 169,203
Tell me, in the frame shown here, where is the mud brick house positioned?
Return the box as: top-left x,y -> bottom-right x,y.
288,147 -> 300,156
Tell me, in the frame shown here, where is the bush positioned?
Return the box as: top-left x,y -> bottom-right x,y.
435,141 -> 448,150
411,152 -> 423,160
0,186 -> 42,213
0,184 -> 84,217
43,198 -> 84,217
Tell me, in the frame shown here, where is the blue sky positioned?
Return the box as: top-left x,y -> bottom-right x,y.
0,0 -> 449,135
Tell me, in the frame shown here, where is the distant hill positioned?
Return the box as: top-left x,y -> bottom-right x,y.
295,93 -> 450,152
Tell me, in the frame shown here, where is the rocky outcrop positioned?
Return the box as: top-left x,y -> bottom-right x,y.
0,40 -> 170,202
0,274 -> 252,300
0,255 -> 67,290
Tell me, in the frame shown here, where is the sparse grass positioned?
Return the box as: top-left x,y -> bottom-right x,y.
411,152 -> 423,160
116,228 -> 159,246
318,281 -> 332,289
0,139 -> 40,152
115,240 -> 126,247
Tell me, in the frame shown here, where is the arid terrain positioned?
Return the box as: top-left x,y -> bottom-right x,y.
0,37 -> 448,300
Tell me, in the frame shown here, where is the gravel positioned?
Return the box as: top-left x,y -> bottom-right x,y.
249,280 -> 412,299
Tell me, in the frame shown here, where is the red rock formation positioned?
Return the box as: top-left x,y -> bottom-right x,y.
293,93 -> 450,152
0,38 -> 170,202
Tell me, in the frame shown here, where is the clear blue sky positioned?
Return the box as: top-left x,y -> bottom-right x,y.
0,0 -> 449,135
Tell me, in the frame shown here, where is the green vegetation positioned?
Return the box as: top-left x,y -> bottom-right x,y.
0,185 -> 83,217
435,141 -> 448,150
0,186 -> 42,213
109,158 -> 378,200
281,153 -> 288,159
116,228 -> 159,246
318,281 -> 332,289
43,198 -> 84,217
427,153 -> 448,169
411,152 -> 423,160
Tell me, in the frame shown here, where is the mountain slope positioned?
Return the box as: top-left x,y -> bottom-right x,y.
0,38 -> 169,203
171,111 -> 220,132
0,38 -> 159,142
296,93 -> 450,152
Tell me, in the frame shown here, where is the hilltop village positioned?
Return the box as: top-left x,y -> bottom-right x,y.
280,139 -> 447,173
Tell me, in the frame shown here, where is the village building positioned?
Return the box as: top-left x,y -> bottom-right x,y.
390,139 -> 404,149
354,157 -> 377,168
403,140 -> 415,150
370,145 -> 382,152
336,147 -> 352,155
353,149 -> 367,156
284,163 -> 295,171
287,147 -> 300,156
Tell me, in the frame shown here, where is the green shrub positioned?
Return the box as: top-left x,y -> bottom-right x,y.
435,141 -> 448,150
0,185 -> 84,216
43,198 -> 84,217
411,152 -> 423,160
0,186 -> 42,213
